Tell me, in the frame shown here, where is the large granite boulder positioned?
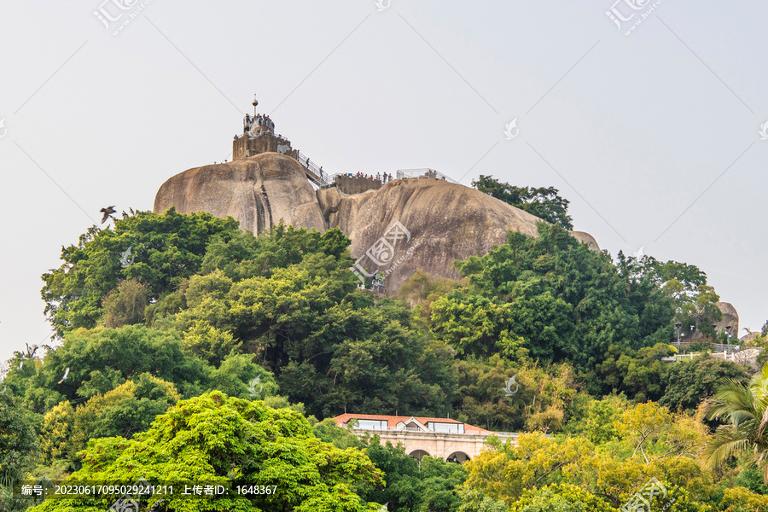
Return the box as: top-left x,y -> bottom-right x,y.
154,154 -> 600,293
716,301 -> 739,337
154,153 -> 325,235
317,177 -> 541,291
570,230 -> 600,251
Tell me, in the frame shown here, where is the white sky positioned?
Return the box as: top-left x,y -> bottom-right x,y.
1,0 -> 767,362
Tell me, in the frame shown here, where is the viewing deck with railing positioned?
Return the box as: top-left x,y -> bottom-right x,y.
288,152 -> 457,190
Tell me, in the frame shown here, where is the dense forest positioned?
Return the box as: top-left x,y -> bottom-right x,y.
2,192 -> 768,511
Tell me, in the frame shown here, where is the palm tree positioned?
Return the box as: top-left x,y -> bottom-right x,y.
706,364 -> 768,481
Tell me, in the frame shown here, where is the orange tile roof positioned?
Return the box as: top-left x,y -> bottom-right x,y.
333,413 -> 491,434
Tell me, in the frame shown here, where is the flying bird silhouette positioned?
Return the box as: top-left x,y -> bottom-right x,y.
100,206 -> 117,224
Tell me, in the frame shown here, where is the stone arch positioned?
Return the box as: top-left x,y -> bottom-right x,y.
409,449 -> 430,460
446,451 -> 470,463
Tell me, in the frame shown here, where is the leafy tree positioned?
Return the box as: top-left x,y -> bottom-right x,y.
7,326 -> 209,412
472,175 -> 573,229
732,463 -> 768,494
457,490 -> 507,512
29,392 -> 384,512
614,253 -> 725,342
461,409 -> 713,509
167,236 -> 456,417
207,353 -> 279,400
39,400 -> 74,465
200,225 -> 351,281
69,374 -> 179,460
720,486 -> 768,511
42,209 -> 240,333
452,356 -> 520,431
660,358 -> 749,412
615,402 -> 675,463
430,292 -> 528,358
707,364 -> 768,481
181,319 -> 241,366
455,356 -> 579,433
364,442 -> 466,512
509,484 -> 614,512
0,391 -> 39,511
593,343 -> 675,401
313,419 -> 365,450
564,395 -> 627,444
0,391 -> 38,478
4,325 -> 279,416
432,224 -> 673,370
102,278 -> 149,327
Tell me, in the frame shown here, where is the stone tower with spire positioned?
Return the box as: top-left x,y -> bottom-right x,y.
232,96 -> 295,160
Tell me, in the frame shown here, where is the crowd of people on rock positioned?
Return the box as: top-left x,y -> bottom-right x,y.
243,113 -> 275,134
338,171 -> 393,183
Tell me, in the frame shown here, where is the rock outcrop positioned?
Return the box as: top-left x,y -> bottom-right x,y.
317,177 -> 542,291
570,231 -> 600,251
154,153 -> 325,235
155,153 -> 584,292
715,301 -> 739,337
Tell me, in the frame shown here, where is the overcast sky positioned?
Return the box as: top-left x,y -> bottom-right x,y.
1,0 -> 766,362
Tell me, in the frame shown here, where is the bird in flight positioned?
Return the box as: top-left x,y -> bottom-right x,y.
100,206 -> 117,224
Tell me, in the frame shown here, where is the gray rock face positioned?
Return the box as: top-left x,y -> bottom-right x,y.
716,302 -> 739,337
570,231 -> 600,251
317,177 -> 541,291
155,153 -> 599,292
154,153 -> 325,235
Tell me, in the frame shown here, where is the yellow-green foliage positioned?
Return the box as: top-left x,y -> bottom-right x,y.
461,402 -> 716,508
720,486 -> 768,512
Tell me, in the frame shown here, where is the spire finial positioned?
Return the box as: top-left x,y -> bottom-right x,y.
252,95 -> 259,115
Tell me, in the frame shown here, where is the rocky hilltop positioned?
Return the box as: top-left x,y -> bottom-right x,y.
154,152 -> 588,292
154,153 -> 325,235
317,177 -> 541,290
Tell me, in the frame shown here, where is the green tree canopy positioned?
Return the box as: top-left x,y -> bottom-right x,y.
431,224 -> 673,370
3,325 -> 278,416
155,229 -> 456,418
509,484 -> 614,512
42,209 -> 240,333
472,175 -> 573,229
661,357 -> 749,412
364,442 -> 466,512
29,392 -> 384,512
